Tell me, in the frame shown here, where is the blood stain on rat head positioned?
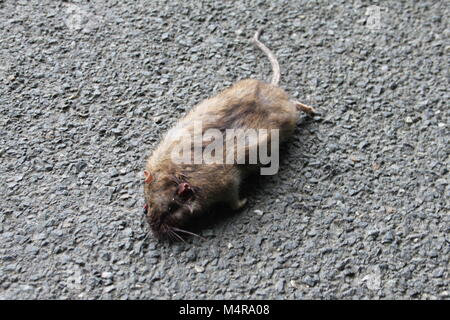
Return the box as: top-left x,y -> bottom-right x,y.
143,170 -> 203,241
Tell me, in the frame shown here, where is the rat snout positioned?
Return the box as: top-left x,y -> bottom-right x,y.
146,214 -> 168,239
146,206 -> 192,241
145,207 -> 174,239
146,205 -> 204,242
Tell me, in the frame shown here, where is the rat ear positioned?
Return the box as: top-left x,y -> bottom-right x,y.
144,170 -> 153,184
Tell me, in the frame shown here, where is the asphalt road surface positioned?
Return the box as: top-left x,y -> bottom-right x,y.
0,0 -> 448,299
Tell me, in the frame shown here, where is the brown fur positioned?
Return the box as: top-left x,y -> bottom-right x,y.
144,31 -> 315,240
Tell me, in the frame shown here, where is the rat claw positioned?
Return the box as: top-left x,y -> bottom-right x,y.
231,198 -> 247,210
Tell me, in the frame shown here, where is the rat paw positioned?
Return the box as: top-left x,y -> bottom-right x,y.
294,101 -> 316,115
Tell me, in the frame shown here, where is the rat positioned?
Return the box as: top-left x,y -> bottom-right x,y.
143,29 -> 315,241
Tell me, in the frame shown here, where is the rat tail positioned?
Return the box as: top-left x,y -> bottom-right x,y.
252,28 -> 281,86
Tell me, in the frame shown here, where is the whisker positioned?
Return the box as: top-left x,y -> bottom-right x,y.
165,230 -> 175,243
169,229 -> 187,243
172,227 -> 206,240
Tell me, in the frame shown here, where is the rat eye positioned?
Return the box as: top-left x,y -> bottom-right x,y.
167,201 -> 180,214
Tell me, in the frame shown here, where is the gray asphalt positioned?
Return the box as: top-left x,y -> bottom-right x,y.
0,0 -> 448,299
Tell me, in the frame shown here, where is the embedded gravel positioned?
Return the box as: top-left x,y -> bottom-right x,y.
0,0 -> 448,299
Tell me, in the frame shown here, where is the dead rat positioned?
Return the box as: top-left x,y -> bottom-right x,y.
143,29 -> 315,241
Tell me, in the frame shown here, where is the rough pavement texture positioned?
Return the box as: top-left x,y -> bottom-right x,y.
0,0 -> 448,299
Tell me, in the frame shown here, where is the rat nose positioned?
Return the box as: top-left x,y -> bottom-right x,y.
143,203 -> 148,215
